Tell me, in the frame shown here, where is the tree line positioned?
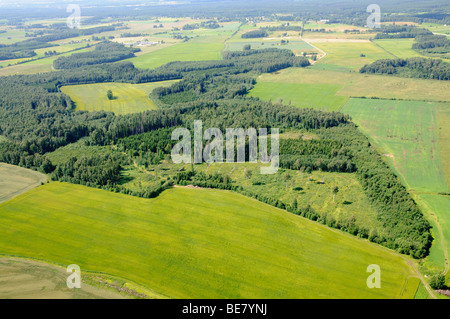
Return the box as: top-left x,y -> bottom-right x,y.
360,57 -> 449,80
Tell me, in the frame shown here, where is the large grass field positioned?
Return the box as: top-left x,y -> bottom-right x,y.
373,39 -> 426,59
61,81 -> 178,115
0,182 -> 421,299
343,98 -> 450,272
309,40 -> 395,71
249,68 -> 450,106
248,81 -> 348,111
343,99 -> 447,193
127,36 -> 226,69
0,163 -> 47,204
226,40 -> 314,52
437,103 -> 450,188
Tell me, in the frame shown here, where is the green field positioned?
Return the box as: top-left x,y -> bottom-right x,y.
128,36 -> 226,69
343,98 -> 450,272
343,99 -> 447,193
0,182 -> 421,299
310,40 -> 395,71
61,81 -> 178,115
437,103 -> 450,187
226,40 -> 314,52
0,163 -> 47,204
249,81 -> 348,111
251,67 -> 450,103
374,39 -> 426,59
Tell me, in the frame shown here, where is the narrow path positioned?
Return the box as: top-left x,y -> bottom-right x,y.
301,38 -> 327,65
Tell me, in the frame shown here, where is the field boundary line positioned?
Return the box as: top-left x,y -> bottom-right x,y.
369,39 -> 398,59
301,38 -> 326,65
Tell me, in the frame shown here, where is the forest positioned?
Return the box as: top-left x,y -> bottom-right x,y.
53,41 -> 141,69
360,57 -> 450,80
374,26 -> 432,39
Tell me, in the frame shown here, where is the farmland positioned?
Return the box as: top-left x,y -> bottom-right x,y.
127,36 -> 226,69
373,39 -> 426,59
61,81 -> 179,115
0,163 -> 47,204
249,67 -> 450,110
0,0 -> 449,300
248,81 -> 348,111
343,98 -> 450,273
0,182 -> 421,299
308,40 -> 395,71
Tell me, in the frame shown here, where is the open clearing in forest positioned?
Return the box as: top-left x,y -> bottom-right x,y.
61,80 -> 178,115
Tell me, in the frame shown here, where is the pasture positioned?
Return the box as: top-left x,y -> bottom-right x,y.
248,81 -> 348,111
343,99 -> 447,193
250,67 -> 450,103
343,98 -> 450,272
437,103 -> 450,187
127,36 -> 226,69
0,163 -> 47,204
0,182 -> 421,299
309,40 -> 395,71
373,39 -> 425,59
226,40 -> 314,52
61,80 -> 178,115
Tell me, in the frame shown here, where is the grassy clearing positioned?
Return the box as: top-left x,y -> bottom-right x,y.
437,103 -> 450,188
0,163 -> 47,204
414,194 -> 450,272
226,40 -> 313,52
343,99 -> 447,193
251,67 -> 450,103
310,41 -> 395,71
45,139 -> 114,166
0,29 -> 27,45
373,39 -> 426,59
422,23 -> 450,35
248,81 -> 348,111
127,36 -> 226,69
343,98 -> 450,273
61,81 -> 178,115
0,182 -> 420,299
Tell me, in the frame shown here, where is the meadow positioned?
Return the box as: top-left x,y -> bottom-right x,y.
248,81 -> 348,111
127,36 -> 226,69
0,163 -> 47,204
309,40 -> 395,71
61,80 -> 179,115
343,98 -> 450,273
225,40 -> 314,52
0,182 -> 421,299
373,39 -> 426,59
249,67 -> 450,105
